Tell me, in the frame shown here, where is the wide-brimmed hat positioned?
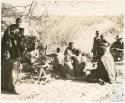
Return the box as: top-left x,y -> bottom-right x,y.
115,35 -> 122,40
95,31 -> 99,35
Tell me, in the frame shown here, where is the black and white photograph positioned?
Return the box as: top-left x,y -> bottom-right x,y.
0,0 -> 124,102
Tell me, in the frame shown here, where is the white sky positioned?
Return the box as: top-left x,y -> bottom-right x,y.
2,0 -> 124,16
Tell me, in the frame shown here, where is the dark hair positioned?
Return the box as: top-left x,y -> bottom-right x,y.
57,47 -> 61,53
82,53 -> 85,56
75,49 -> 81,56
100,35 -> 104,38
16,17 -> 22,22
69,42 -> 74,45
96,31 -> 99,34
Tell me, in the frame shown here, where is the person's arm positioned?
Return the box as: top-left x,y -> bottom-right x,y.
64,48 -> 68,55
91,48 -> 93,53
19,28 -> 24,37
2,26 -> 11,46
110,43 -> 116,50
105,40 -> 110,47
35,50 -> 39,58
91,38 -> 96,53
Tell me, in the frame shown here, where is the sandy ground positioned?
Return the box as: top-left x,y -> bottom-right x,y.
0,65 -> 124,102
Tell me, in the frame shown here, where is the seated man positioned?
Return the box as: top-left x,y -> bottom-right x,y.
72,49 -> 87,77
64,49 -> 74,79
64,42 -> 77,56
110,35 -> 124,61
36,51 -> 53,83
29,42 -> 47,76
29,42 -> 39,64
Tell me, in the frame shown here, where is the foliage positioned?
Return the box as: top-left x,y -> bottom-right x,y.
1,2 -> 124,53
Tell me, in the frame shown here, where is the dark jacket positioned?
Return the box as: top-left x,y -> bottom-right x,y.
2,24 -> 24,60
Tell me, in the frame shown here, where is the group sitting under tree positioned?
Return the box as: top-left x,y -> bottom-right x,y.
1,17 -> 122,94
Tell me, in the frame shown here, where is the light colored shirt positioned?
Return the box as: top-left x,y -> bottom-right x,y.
30,49 -> 39,63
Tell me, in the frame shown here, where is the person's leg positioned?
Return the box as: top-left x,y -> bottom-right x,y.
8,73 -> 17,94
80,62 -> 86,76
59,64 -> 66,78
114,51 -> 117,61
118,51 -> 123,61
37,68 -> 47,82
92,49 -> 97,62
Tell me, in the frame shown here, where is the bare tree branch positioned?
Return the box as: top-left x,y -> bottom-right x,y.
2,1 -> 35,9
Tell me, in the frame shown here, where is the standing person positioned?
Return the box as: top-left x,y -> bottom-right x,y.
91,31 -> 100,62
64,42 -> 77,75
96,35 -> 117,84
98,35 -> 110,59
1,17 -> 24,94
99,35 -> 110,47
110,35 -> 124,61
2,17 -> 24,61
97,46 -> 117,84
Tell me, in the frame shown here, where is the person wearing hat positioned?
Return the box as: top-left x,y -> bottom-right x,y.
91,31 -> 100,62
95,35 -> 117,84
110,35 -> 124,61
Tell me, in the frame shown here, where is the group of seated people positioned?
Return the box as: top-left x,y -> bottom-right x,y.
52,42 -> 87,79
22,35 -> 118,85
23,41 -> 88,82
49,39 -> 118,84
1,17 -> 120,94
22,41 -> 52,82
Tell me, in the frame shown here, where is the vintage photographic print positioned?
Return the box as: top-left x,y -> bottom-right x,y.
0,0 -> 124,102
